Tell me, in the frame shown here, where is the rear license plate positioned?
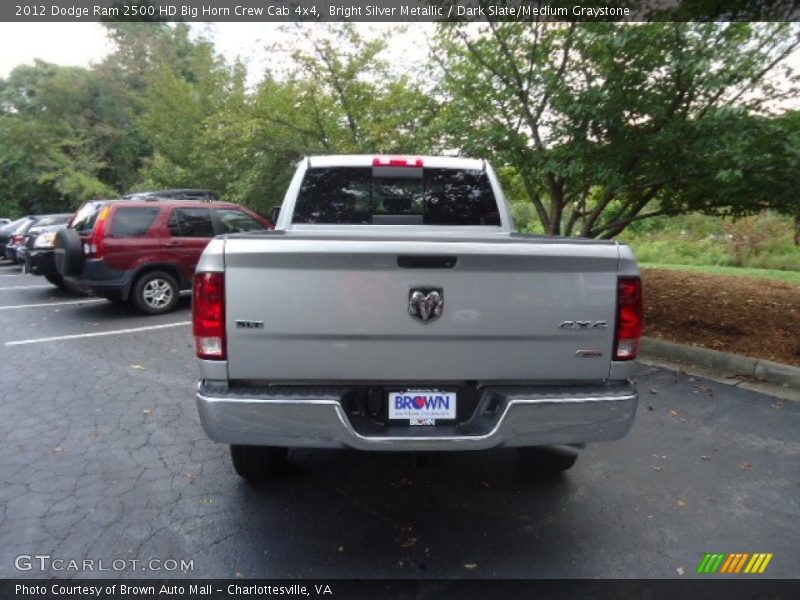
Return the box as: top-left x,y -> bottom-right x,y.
388,390 -> 457,425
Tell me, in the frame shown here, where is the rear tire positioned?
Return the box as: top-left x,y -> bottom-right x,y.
45,273 -> 65,288
230,445 -> 288,481
517,446 -> 579,475
54,229 -> 84,276
130,271 -> 179,315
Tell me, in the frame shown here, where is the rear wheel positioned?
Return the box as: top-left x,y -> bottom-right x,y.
230,445 -> 288,481
45,273 -> 65,288
517,446 -> 579,475
130,271 -> 179,315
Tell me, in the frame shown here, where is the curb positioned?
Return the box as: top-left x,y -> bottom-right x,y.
640,337 -> 800,389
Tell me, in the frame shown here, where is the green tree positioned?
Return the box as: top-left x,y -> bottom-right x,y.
195,76 -> 326,212
279,24 -> 438,154
177,24 -> 439,212
434,23 -> 800,238
773,110 -> 800,245
0,61 -> 117,215
135,36 -> 239,189
98,23 -> 236,194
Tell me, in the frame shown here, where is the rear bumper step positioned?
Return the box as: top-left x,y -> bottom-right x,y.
196,381 -> 638,451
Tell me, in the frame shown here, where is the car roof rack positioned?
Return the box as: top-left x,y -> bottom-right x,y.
122,188 -> 219,201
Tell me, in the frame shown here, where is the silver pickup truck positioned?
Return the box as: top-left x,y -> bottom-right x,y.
193,155 -> 642,480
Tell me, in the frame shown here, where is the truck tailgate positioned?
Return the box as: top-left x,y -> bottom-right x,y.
223,235 -> 620,382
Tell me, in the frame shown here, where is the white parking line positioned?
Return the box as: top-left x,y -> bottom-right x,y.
0,284 -> 53,290
0,274 -> 25,277
0,299 -> 106,311
5,321 -> 191,346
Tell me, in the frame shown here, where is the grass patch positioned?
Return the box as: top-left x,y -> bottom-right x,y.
641,263 -> 800,285
621,212 -> 800,272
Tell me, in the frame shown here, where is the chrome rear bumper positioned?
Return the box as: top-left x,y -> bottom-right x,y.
196,381 -> 637,451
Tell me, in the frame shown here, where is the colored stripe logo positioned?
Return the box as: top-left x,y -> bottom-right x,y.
697,553 -> 773,574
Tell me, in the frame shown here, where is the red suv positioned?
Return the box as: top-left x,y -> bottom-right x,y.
54,199 -> 272,314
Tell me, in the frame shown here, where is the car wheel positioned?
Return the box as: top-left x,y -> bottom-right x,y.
45,273 -> 65,288
517,446 -> 579,474
54,229 -> 84,276
230,445 -> 288,481
130,271 -> 179,315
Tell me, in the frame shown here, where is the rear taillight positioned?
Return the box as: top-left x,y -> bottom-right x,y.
88,206 -> 110,258
13,235 -> 24,244
193,272 -> 226,360
614,276 -> 643,361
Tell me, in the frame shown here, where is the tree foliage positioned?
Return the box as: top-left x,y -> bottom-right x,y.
0,62 -> 118,214
125,23 -> 436,212
434,22 -> 800,237
0,22 -> 797,241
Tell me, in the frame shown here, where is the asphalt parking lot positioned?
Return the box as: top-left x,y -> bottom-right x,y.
0,258 -> 798,580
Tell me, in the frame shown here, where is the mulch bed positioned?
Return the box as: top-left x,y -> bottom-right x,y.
642,268 -> 800,367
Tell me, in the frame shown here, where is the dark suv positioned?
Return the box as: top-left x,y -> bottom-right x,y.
18,213 -> 74,278
54,199 -> 271,314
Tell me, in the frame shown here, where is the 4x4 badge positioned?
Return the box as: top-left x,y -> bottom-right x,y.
409,288 -> 444,323
559,320 -> 609,330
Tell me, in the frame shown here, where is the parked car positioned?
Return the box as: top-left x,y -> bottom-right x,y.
16,213 -> 73,273
3,216 -> 39,263
0,217 -> 30,255
24,223 -> 70,286
193,155 -> 643,481
122,189 -> 219,202
54,199 -> 272,313
0,218 -> 10,226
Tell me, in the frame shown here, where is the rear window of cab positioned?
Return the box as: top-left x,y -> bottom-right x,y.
293,167 -> 502,226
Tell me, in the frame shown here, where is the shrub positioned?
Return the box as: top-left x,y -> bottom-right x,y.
623,212 -> 798,272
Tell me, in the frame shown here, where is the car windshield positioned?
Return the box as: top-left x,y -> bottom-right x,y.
12,218 -> 36,234
293,167 -> 501,226
1,218 -> 27,233
34,214 -> 72,228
